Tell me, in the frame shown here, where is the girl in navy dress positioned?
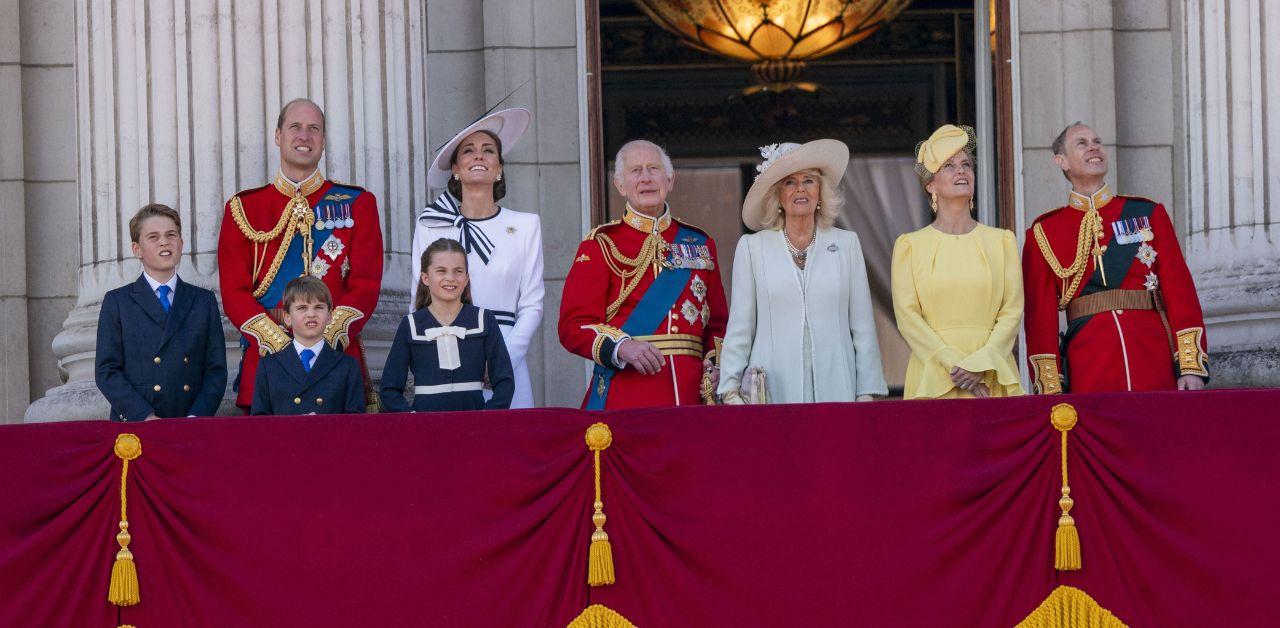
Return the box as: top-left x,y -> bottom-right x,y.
380,238 -> 515,411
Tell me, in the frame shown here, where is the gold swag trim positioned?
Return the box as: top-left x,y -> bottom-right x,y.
1051,404 -> 1081,571
241,313 -> 291,355
585,423 -> 615,586
323,305 -> 365,351
567,604 -> 637,628
1032,205 -> 1108,309
231,191 -> 318,299
1015,586 -> 1127,627
1030,355 -> 1063,395
108,434 -> 142,607
1175,327 -> 1209,377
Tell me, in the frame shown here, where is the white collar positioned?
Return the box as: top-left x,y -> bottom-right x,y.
142,271 -> 178,295
293,338 -> 326,356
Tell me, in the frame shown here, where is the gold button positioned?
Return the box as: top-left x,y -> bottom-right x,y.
153,385 -> 162,392
294,397 -> 302,404
671,325 -> 680,333
315,397 -> 324,405
183,384 -> 190,392
183,356 -> 189,364
1116,309 -> 1124,315
153,356 -> 161,364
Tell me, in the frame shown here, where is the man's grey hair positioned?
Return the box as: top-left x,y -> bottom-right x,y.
1051,121 -> 1088,156
613,139 -> 674,180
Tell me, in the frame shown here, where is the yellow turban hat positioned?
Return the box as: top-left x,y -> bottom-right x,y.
915,124 -> 977,175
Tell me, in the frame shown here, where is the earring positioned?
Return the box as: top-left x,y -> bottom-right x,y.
930,193 -> 938,214
778,206 -> 784,214
496,172 -> 503,182
816,202 -> 822,211
453,173 -> 460,181
969,198 -> 975,212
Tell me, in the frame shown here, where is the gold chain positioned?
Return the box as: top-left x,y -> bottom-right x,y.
231,196 -> 293,243
1033,209 -> 1105,310
597,232 -> 666,321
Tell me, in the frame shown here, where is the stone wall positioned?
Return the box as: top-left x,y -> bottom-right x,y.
18,0 -> 589,421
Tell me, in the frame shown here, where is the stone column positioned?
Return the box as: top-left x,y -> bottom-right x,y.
0,0 -> 32,421
1181,0 -> 1280,387
26,0 -> 427,421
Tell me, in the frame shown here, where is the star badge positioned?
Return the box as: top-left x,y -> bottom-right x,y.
507,226 -> 516,235
310,258 -> 331,279
321,235 -> 345,260
1136,242 -> 1157,268
1143,272 -> 1159,291
690,274 -> 708,303
680,300 -> 699,325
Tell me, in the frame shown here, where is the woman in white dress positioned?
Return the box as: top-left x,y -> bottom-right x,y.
412,108 -> 545,408
718,139 -> 887,404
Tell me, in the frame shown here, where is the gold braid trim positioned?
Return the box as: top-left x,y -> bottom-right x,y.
1030,354 -> 1063,395
1176,327 -> 1209,377
1032,208 -> 1106,310
323,306 -> 365,350
233,194 -> 317,299
596,231 -> 666,321
241,313 -> 291,354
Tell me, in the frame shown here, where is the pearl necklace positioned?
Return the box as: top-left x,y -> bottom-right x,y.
783,229 -> 815,260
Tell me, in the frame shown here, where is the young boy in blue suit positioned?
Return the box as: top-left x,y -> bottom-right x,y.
250,276 -> 365,415
95,204 -> 228,421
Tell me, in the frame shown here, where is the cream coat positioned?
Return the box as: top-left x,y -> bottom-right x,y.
718,227 -> 887,403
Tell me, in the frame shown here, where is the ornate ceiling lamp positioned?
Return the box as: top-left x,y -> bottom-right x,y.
633,0 -> 912,93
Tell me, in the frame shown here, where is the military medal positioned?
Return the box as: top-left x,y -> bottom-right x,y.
690,274 -> 708,302
681,300 -> 699,325
324,204 -> 336,230
322,235 -> 345,260
310,257 -> 331,279
342,204 -> 354,228
1144,272 -> 1159,291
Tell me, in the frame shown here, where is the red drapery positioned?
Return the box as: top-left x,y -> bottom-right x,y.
2,389 -> 1278,626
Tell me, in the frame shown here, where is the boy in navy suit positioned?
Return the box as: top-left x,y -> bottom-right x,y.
250,276 -> 365,415
95,204 -> 228,421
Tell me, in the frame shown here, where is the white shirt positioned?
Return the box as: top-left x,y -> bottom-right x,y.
292,338 -> 326,371
142,271 -> 178,308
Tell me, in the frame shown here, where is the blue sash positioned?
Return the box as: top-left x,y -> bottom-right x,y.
585,225 -> 706,410
256,184 -> 363,309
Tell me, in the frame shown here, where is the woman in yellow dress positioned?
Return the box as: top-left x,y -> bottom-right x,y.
891,124 -> 1024,398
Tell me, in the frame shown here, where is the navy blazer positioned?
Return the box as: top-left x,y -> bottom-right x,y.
379,306 -> 514,412
95,275 -> 228,422
250,342 -> 365,415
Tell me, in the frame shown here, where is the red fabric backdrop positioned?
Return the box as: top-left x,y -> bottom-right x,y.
2,389 -> 1278,626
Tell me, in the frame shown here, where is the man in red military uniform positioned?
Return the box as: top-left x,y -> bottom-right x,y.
1023,122 -> 1208,394
218,98 -> 384,411
559,139 -> 728,409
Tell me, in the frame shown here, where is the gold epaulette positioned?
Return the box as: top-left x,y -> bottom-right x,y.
323,306 -> 365,350
583,220 -> 621,242
241,313 -> 291,355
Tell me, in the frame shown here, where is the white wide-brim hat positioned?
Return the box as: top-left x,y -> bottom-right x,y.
741,139 -> 850,231
427,107 -> 532,189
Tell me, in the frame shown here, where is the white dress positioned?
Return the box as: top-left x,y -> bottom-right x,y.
411,192 -> 545,408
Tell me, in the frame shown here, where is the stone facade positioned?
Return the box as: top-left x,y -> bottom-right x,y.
1016,0 -> 1279,388
6,0 -> 1276,421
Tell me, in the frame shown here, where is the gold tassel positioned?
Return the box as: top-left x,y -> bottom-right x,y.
585,423 -> 615,586
567,604 -> 637,628
108,434 -> 143,606
1050,404 -> 1081,571
1015,585 -> 1127,627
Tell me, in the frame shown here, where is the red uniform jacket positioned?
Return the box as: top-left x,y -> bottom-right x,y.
218,171 -> 384,409
1022,185 -> 1208,393
558,206 -> 729,409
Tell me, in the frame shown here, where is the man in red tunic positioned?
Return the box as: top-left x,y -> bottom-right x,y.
1022,122 -> 1208,394
559,140 -> 728,409
218,99 -> 384,411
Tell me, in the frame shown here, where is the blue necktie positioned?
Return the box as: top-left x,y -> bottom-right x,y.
156,285 -> 172,313
299,348 -> 315,373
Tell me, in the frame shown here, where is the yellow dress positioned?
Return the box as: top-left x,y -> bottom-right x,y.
891,223 -> 1025,399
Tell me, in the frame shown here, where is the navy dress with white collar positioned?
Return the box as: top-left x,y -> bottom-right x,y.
379,305 -> 514,412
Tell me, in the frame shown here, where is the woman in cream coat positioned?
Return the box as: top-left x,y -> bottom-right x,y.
718,140 -> 887,404
891,124 -> 1024,399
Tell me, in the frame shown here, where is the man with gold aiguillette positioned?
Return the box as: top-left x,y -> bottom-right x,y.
559,139 -> 728,409
218,99 -> 384,411
1022,122 -> 1209,394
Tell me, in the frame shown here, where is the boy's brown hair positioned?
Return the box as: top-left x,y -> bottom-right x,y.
129,204 -> 182,243
282,275 -> 333,311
